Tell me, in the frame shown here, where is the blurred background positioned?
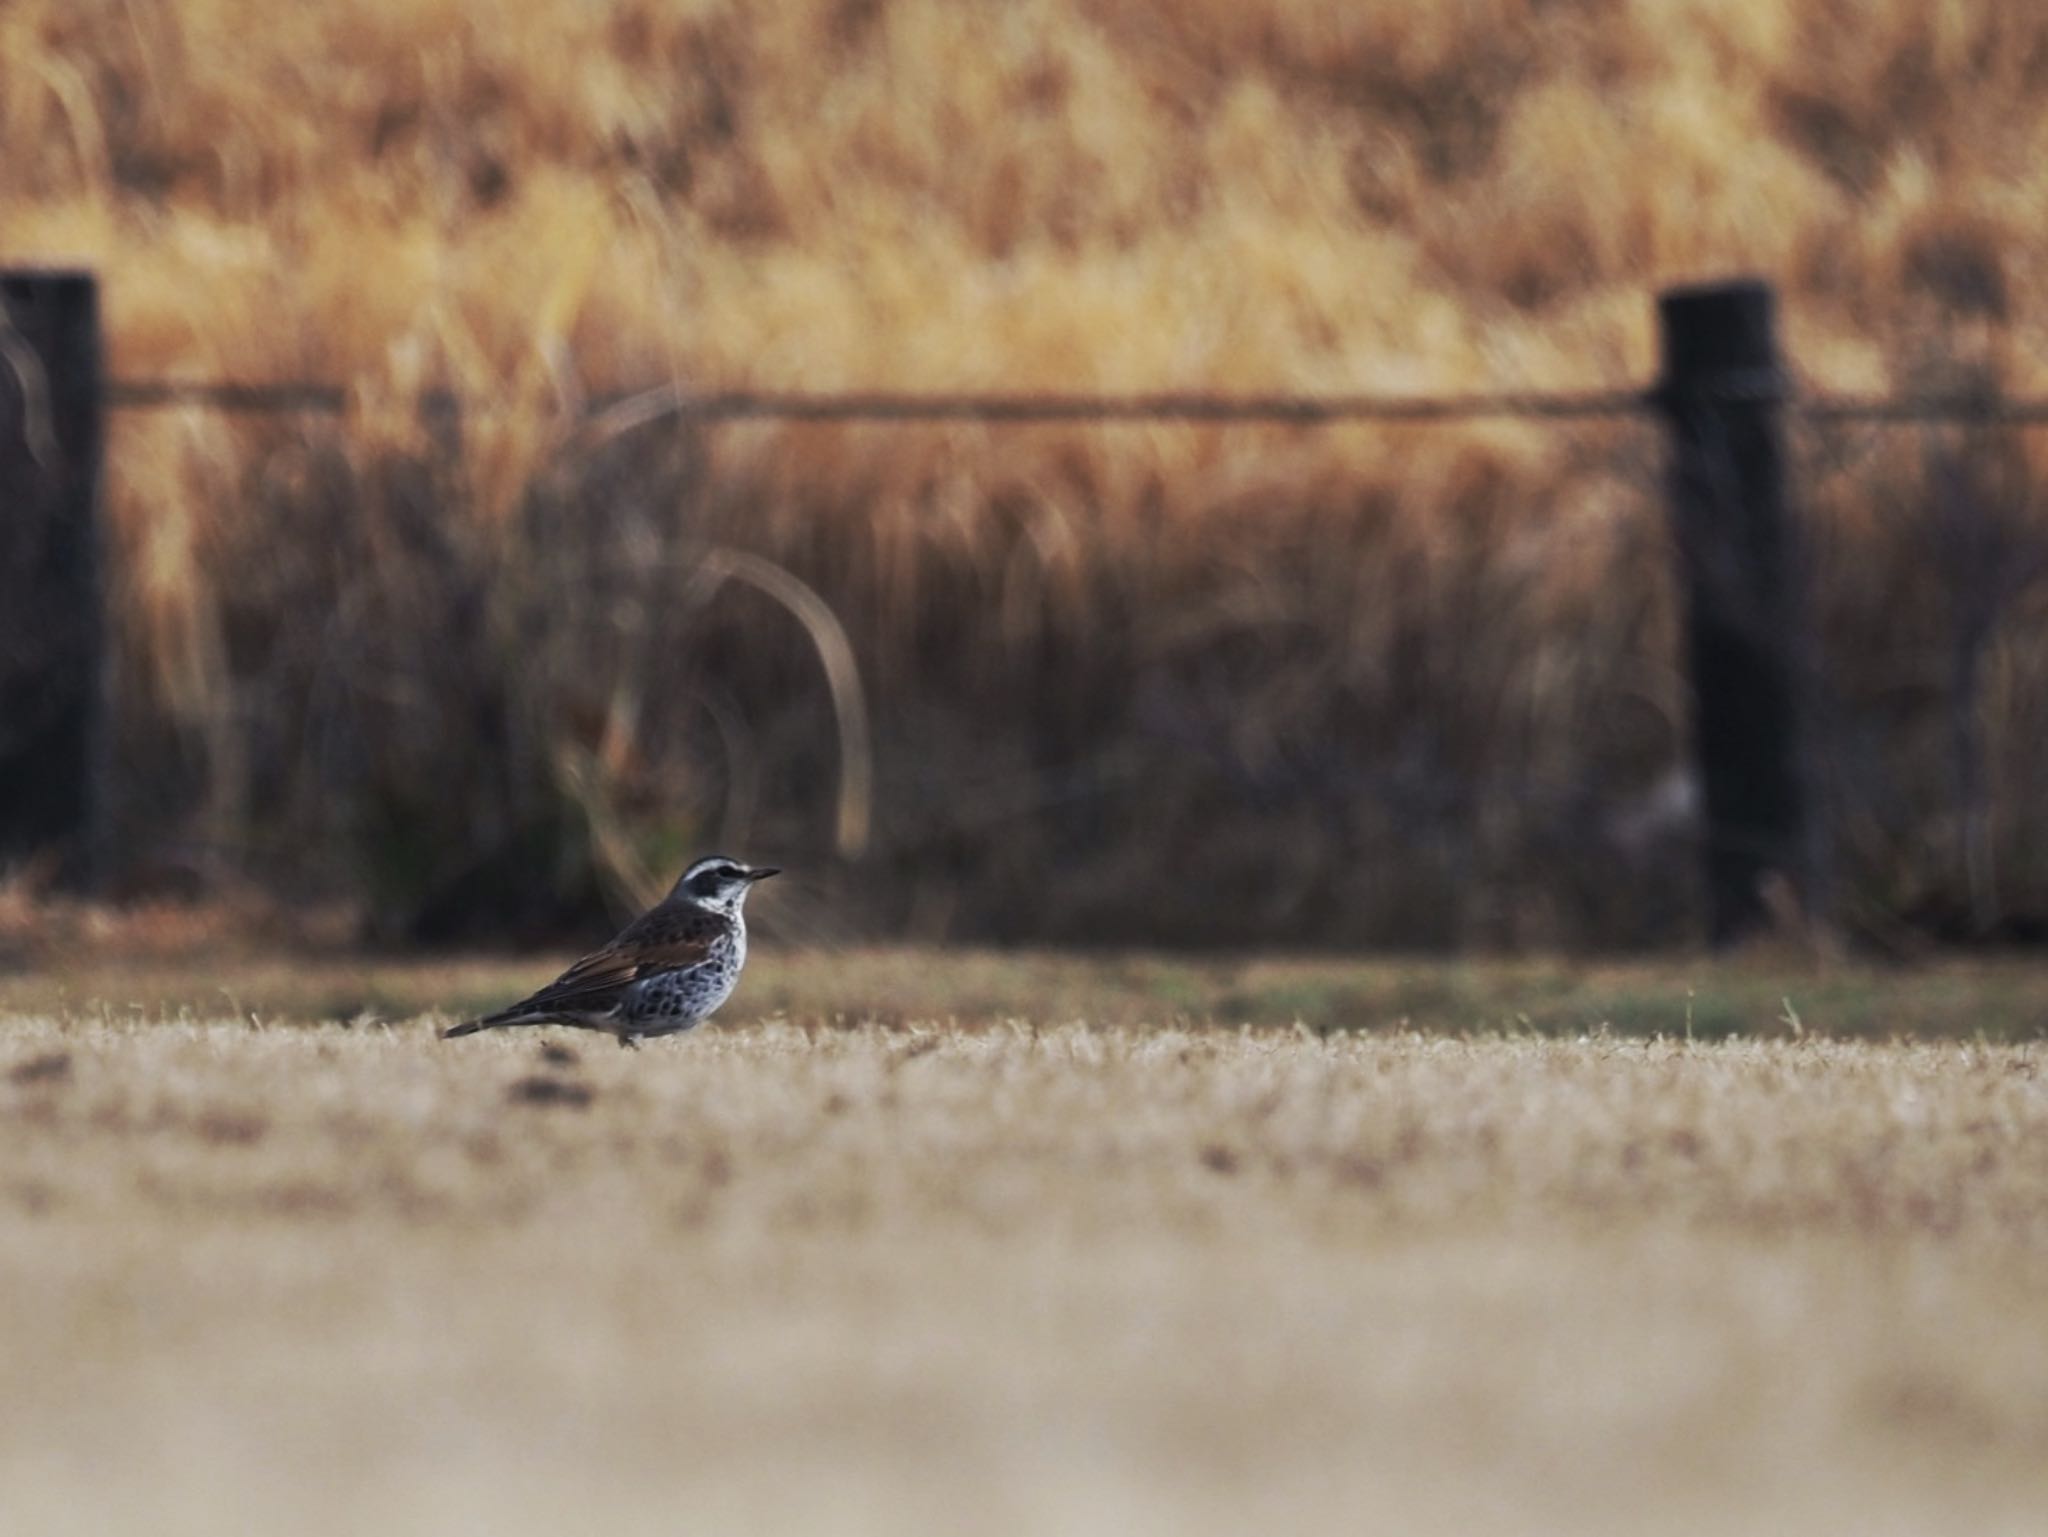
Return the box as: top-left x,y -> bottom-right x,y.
3,0 -> 2046,953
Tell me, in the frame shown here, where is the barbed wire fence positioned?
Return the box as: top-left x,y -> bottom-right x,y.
95,379 -> 2048,425
8,267 -> 2048,943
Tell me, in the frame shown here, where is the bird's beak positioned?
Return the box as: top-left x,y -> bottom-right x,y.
744,866 -> 781,882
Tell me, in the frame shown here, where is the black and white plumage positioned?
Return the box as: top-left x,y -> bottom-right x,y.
440,856 -> 779,1049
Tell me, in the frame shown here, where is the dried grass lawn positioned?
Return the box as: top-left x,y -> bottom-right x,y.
3,949 -> 2047,1534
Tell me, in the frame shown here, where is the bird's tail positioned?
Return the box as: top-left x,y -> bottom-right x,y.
439,1007 -> 543,1040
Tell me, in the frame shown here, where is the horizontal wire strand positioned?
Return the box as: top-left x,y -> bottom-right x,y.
101,378 -> 2048,424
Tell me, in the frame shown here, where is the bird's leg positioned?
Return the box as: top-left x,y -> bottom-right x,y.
615,1028 -> 640,1051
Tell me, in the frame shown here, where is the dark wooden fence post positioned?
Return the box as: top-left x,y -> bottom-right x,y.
1656,278 -> 1825,945
0,270 -> 107,887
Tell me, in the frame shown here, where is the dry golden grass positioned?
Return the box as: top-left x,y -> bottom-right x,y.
2,952 -> 2047,1533
7,2 -> 2048,939
12,0 -> 2047,394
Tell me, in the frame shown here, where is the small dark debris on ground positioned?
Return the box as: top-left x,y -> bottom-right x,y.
198,1109 -> 269,1145
508,1075 -> 593,1108
8,1052 -> 71,1086
539,1043 -> 579,1067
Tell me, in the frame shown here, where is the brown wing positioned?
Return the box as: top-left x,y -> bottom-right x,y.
485,902 -> 720,1021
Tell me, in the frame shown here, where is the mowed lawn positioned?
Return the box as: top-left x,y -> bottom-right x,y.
2,949 -> 2047,1535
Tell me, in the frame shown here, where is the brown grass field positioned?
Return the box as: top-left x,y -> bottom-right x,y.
9,9 -> 2048,1523
4,948 -> 2047,1533
7,2 -> 2048,943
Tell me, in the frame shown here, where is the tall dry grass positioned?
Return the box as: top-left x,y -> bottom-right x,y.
5,0 -> 2048,943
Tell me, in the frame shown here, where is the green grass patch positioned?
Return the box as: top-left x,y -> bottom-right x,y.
2,947 -> 2045,1041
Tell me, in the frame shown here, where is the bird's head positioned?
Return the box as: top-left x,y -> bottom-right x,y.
671,855 -> 780,912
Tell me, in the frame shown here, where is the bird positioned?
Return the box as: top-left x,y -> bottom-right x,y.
440,855 -> 779,1049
